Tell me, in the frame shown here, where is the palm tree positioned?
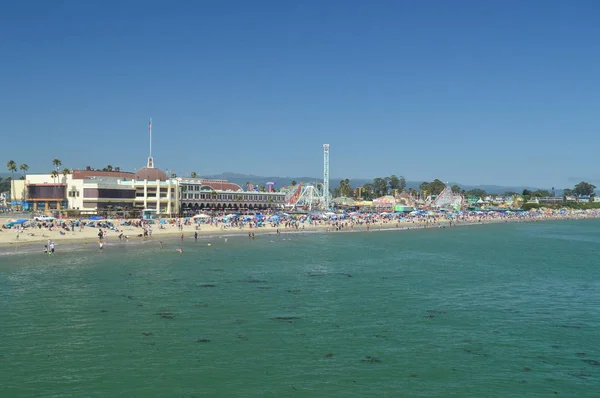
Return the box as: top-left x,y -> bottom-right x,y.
62,168 -> 71,180
19,163 -> 29,180
50,158 -> 62,183
50,170 -> 59,183
103,165 -> 113,172
191,171 -> 198,178
7,160 -> 17,180
291,180 -> 297,186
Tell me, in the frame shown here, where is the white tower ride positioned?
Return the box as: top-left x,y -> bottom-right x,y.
147,118 -> 154,168
323,144 -> 330,210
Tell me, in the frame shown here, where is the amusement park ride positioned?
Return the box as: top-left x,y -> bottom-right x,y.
282,144 -> 331,211
431,185 -> 464,210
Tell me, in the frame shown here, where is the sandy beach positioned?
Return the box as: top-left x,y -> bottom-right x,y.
2,210 -> 599,253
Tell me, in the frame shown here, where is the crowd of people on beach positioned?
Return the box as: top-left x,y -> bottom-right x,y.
1,207 -> 599,255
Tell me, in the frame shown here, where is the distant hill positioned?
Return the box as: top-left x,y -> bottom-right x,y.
202,172 -> 545,194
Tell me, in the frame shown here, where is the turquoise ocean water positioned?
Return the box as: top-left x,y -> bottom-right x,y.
1,220 -> 599,397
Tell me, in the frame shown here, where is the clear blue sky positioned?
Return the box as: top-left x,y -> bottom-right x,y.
1,0 -> 599,189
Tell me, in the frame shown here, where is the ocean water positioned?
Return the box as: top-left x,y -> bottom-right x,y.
1,220 -> 599,397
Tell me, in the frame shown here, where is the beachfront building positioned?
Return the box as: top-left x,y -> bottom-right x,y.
69,169 -> 137,216
117,166 -> 179,218
179,178 -> 286,215
11,173 -> 68,212
10,168 -> 139,216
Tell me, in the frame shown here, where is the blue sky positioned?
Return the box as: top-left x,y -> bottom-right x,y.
1,0 -> 599,188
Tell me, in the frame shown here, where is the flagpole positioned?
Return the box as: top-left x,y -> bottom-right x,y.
149,118 -> 152,158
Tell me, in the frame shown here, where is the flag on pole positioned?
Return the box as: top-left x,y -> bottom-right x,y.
148,119 -> 152,131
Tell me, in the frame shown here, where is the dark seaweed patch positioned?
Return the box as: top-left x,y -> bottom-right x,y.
575,352 -> 586,358
427,310 -> 447,315
197,339 -> 211,343
583,359 -> 600,366
199,284 -> 217,288
270,316 -> 301,323
324,353 -> 334,358
522,367 -> 532,372
141,332 -> 153,336
286,289 -> 301,294
569,371 -> 591,379
361,356 -> 381,364
243,278 -> 267,283
257,286 -> 272,290
157,312 -> 173,319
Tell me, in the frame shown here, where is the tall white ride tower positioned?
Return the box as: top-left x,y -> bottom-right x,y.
147,118 -> 154,168
323,144 -> 330,210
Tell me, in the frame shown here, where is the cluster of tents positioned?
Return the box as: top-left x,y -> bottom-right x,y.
4,218 -> 29,227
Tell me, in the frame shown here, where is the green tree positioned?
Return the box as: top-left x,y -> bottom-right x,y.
388,175 -> 406,193
428,179 -> 446,196
466,188 -> 486,198
191,171 -> 198,178
50,170 -> 59,184
563,188 -> 574,197
573,181 -> 596,197
52,158 -> 62,170
62,168 -> 71,179
531,190 -> 550,198
361,183 -> 374,200
372,177 -> 388,197
337,178 -> 353,197
451,184 -> 461,194
7,160 -> 17,180
19,163 -> 29,180
102,165 -> 113,172
291,180 -> 297,186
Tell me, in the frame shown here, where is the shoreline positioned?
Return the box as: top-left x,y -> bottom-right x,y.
1,215 -> 598,256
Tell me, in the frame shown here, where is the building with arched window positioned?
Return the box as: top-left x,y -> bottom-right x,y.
179,178 -> 286,215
